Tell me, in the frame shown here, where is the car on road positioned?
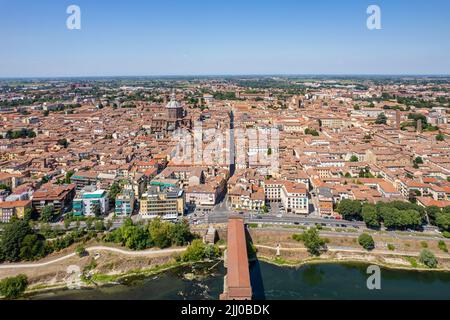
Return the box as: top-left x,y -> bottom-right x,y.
239,211 -> 244,215
276,214 -> 282,218
256,216 -> 263,220
294,222 -> 299,225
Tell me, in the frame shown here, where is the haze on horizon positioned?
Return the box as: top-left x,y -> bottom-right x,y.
1,0 -> 449,77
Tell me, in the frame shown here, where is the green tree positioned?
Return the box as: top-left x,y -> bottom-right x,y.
168,220 -> 193,246
419,249 -> 438,268
350,155 -> 359,162
19,234 -> 46,261
293,227 -> 326,256
64,170 -> 75,184
108,182 -> 122,203
0,275 -> 28,299
181,239 -> 220,262
375,113 -> 387,125
336,200 -> 362,221
436,211 -> 450,232
57,138 -> 69,148
361,204 -> 380,228
148,218 -> 172,248
358,233 -> 375,250
40,205 -> 55,222
436,133 -> 445,142
0,220 -> 33,262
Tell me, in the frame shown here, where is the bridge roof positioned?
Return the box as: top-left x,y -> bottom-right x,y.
226,217 -> 252,299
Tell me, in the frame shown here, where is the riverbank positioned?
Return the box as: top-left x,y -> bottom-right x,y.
3,226 -> 450,299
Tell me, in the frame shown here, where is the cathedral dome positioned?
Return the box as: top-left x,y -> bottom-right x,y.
166,92 -> 181,109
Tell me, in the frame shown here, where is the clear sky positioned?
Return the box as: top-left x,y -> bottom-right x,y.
1,0 -> 449,77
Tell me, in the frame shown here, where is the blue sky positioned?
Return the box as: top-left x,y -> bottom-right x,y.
0,0 -> 449,77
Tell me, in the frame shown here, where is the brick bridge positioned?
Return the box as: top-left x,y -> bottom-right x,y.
219,217 -> 252,300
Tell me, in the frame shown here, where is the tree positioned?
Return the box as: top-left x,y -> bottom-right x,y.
19,234 -> 46,261
57,138 -> 69,148
419,249 -> 437,268
181,239 -> 220,262
0,275 -> 28,299
436,133 -> 445,142
108,182 -> 122,203
40,205 -> 55,222
358,233 -> 375,251
294,227 -> 326,256
414,157 -> 424,165
64,170 -> 75,184
336,200 -> 362,221
92,202 -> 102,217
0,220 -> 33,262
148,218 -> 172,248
436,211 -> 450,232
375,113 -> 387,125
425,206 -> 441,224
350,155 -> 359,162
362,205 -> 380,228
305,128 -> 319,136
168,220 -> 193,246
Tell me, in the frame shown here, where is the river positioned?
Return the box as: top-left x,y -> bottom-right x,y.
30,261 -> 450,300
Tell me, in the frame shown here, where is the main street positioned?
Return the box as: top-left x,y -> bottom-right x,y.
206,211 -> 366,229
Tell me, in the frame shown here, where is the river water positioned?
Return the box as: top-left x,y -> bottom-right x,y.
30,261 -> 450,300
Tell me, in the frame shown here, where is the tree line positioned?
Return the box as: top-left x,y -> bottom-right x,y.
336,199 -> 450,232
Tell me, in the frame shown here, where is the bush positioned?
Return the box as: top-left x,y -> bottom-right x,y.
75,244 -> 87,257
438,241 -> 448,253
443,231 -> 450,239
358,233 -> 375,251
419,249 -> 438,268
181,239 -> 221,262
421,241 -> 428,248
387,244 -> 395,251
0,274 -> 28,299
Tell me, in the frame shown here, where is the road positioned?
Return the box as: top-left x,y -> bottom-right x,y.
207,211 -> 366,229
0,246 -> 187,270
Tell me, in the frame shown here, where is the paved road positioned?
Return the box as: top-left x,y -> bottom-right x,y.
207,212 -> 366,228
0,246 -> 187,270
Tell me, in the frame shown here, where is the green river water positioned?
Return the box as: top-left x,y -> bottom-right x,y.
30,261 -> 450,300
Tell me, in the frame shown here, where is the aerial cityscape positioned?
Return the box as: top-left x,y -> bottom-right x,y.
0,0 -> 450,304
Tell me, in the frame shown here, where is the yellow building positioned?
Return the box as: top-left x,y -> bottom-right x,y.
139,186 -> 184,220
0,200 -> 32,223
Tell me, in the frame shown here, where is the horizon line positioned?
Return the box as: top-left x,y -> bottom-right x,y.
1,73 -> 450,80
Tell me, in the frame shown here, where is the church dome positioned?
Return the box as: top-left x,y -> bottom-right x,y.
166,92 -> 181,109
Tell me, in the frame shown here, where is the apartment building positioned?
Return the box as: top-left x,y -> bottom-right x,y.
32,183 -> 76,215
115,189 -> 135,216
280,182 -> 309,215
0,200 -> 31,223
139,185 -> 184,220
73,186 -> 109,217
